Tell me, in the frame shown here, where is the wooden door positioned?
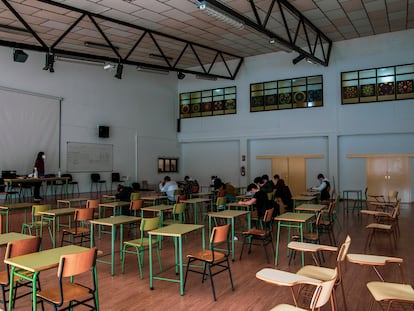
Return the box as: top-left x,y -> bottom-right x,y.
366,157 -> 411,202
271,157 -> 289,183
271,157 -> 306,196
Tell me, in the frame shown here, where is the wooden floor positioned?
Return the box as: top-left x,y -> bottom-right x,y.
3,194 -> 414,311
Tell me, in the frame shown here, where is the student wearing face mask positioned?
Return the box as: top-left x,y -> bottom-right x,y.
33,151 -> 46,200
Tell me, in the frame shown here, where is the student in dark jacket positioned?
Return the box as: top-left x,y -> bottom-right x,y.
238,183 -> 271,218
115,184 -> 133,215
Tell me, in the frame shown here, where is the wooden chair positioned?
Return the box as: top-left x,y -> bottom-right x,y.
240,207 -> 275,263
318,200 -> 337,245
21,204 -> 53,242
128,199 -> 144,237
86,199 -> 100,219
184,223 -> 234,301
60,208 -> 94,246
215,196 -> 226,211
288,241 -> 338,266
36,247 -> 99,310
296,235 -> 351,311
130,192 -> 141,201
367,281 -> 414,311
268,268 -> 338,311
0,236 -> 41,310
163,203 -> 185,226
121,216 -> 162,279
365,204 -> 399,250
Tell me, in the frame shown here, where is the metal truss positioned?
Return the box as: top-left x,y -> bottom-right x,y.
205,0 -> 332,66
0,0 -> 244,80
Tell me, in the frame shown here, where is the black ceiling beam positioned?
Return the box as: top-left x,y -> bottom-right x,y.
0,0 -> 243,80
204,0 -> 332,66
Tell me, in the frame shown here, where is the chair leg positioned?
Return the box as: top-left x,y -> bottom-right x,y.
208,264 -> 217,301
239,236 -> 247,260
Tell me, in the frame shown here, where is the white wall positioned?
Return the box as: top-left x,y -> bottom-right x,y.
178,29 -> 414,196
0,47 -> 179,192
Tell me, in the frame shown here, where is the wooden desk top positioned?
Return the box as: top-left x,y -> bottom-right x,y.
99,201 -> 130,207
0,202 -> 34,210
39,207 -> 76,216
149,223 -> 204,237
90,215 -> 140,226
5,245 -> 89,272
180,198 -> 210,204
295,204 -> 325,212
292,195 -> 317,201
141,195 -> 168,200
208,210 -> 249,218
4,177 -> 69,183
274,212 -> 314,222
57,197 -> 89,203
347,253 -> 403,266
0,232 -> 33,246
141,204 -> 173,212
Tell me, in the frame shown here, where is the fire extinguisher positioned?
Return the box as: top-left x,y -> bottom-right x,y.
240,166 -> 246,176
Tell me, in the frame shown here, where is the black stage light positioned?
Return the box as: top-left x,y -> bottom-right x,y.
114,63 -> 123,79
177,71 -> 185,80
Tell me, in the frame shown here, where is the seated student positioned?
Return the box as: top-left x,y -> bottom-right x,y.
238,183 -> 271,219
115,184 -> 133,215
159,176 -> 179,202
261,174 -> 274,194
274,178 -> 293,214
311,173 -> 331,201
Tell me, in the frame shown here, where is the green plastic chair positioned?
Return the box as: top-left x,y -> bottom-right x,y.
21,204 -> 53,242
163,203 -> 185,225
130,192 -> 141,201
121,216 -> 162,279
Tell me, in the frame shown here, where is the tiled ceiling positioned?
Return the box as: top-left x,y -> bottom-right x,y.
0,0 -> 413,78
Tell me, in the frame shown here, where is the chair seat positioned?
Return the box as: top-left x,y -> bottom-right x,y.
24,221 -> 50,228
367,282 -> 414,302
61,227 -> 90,235
242,228 -> 266,237
366,223 -> 392,230
270,304 -> 307,311
296,265 -> 336,281
37,282 -> 93,304
123,238 -> 157,248
0,270 -> 8,285
187,250 -> 226,263
256,268 -> 321,286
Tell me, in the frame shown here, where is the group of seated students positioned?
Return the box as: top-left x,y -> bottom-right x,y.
238,174 -> 293,219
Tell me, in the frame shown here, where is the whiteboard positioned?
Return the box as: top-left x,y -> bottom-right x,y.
67,142 -> 113,172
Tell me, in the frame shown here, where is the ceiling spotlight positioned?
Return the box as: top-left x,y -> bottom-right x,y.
306,58 -> 317,64
42,53 -> 55,73
269,38 -> 276,44
177,72 -> 185,80
13,49 -> 28,63
114,63 -> 123,79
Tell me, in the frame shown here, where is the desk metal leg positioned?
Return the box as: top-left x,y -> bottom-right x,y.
275,221 -> 281,266
179,236 -> 184,295
149,234 -> 154,290
111,226 -> 116,276
230,218 -> 235,261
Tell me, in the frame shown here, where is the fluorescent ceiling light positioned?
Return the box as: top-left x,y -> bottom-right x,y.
103,63 -> 116,70
197,1 -> 244,30
84,41 -> 119,51
149,53 -> 173,61
136,65 -> 169,75
55,55 -> 104,66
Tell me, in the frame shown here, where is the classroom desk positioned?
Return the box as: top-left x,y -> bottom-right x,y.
4,177 -> 70,199
141,195 -> 168,206
295,203 -> 325,215
208,210 -> 250,261
190,192 -> 212,199
0,202 -> 34,233
39,207 -> 77,248
226,201 -> 254,211
342,189 -> 363,213
0,232 -> 33,247
5,245 -> 92,311
90,215 -> 141,276
180,198 -> 210,224
274,212 -> 315,266
148,224 -> 205,295
56,197 -> 89,208
141,204 -> 172,225
291,195 -> 317,208
98,201 -> 130,217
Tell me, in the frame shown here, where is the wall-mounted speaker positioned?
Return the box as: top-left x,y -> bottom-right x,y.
177,119 -> 181,133
98,125 -> 110,138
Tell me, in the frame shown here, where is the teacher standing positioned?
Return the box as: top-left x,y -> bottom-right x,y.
33,151 -> 45,200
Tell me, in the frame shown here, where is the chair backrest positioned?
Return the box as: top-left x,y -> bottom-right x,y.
388,190 -> 398,203
111,172 -> 121,182
61,173 -> 72,181
216,196 -> 226,207
86,199 -> 100,209
130,192 -> 141,201
173,203 -> 185,216
140,216 -> 160,232
210,224 -> 231,254
58,247 -> 97,278
74,208 -> 94,222
130,199 -> 144,212
176,194 -> 186,203
263,208 -> 274,223
310,268 -> 338,310
337,235 -> 351,263
5,236 -> 41,260
267,192 -> 274,201
32,204 -> 51,218
91,173 -> 101,182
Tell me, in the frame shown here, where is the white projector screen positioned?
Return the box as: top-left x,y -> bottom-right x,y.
0,86 -> 61,177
